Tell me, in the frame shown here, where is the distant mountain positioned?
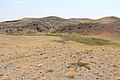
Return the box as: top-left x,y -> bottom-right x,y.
0,16 -> 120,36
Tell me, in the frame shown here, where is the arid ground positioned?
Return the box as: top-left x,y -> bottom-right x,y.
0,34 -> 120,80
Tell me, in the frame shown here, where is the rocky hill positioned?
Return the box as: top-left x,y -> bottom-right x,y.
0,16 -> 120,36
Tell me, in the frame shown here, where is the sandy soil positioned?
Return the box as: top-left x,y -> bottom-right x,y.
0,34 -> 120,80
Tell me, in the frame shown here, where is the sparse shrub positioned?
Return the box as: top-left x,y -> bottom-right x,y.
76,61 -> 90,70
67,60 -> 90,70
76,61 -> 88,67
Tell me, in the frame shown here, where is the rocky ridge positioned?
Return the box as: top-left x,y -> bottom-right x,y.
0,16 -> 120,36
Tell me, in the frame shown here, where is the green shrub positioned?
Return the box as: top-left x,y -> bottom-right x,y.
45,33 -> 112,46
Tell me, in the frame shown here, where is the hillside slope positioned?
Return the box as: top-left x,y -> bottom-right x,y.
0,16 -> 120,36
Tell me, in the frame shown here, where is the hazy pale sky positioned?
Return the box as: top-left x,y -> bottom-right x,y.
0,0 -> 120,21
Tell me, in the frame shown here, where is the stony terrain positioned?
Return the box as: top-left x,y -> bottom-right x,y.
0,34 -> 120,80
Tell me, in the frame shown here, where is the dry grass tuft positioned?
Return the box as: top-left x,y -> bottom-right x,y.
2,76 -> 11,80
65,69 -> 77,78
46,68 -> 53,72
36,64 -> 43,68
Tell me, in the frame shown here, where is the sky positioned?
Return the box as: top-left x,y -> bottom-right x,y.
0,0 -> 120,21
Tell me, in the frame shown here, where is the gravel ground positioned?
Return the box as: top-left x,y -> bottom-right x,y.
0,34 -> 120,80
